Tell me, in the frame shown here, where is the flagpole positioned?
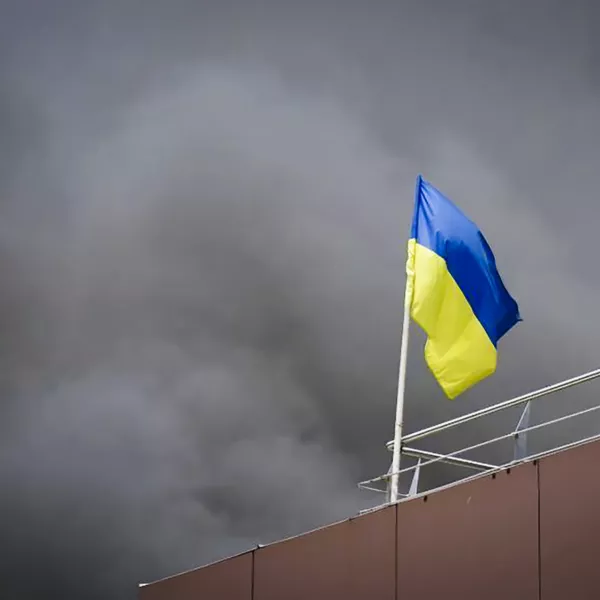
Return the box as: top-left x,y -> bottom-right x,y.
389,268 -> 413,503
389,175 -> 421,503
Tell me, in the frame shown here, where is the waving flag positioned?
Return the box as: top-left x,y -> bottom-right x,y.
407,175 -> 521,399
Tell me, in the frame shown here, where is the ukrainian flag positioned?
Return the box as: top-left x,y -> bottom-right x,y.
407,175 -> 521,399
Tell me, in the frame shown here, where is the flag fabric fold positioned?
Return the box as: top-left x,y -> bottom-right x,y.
407,175 -> 521,399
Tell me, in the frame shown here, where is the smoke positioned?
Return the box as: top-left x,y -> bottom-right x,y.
1,0 -> 600,597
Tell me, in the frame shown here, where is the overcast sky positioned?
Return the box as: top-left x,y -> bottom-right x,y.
1,1 -> 600,598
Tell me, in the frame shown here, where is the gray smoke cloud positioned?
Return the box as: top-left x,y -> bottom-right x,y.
1,0 -> 600,597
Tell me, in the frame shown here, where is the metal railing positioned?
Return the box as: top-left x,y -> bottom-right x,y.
358,368 -> 600,505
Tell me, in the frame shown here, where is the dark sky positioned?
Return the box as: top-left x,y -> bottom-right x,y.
1,0 -> 600,597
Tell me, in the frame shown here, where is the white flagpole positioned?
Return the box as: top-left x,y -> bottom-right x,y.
389,175 -> 419,504
389,266 -> 413,503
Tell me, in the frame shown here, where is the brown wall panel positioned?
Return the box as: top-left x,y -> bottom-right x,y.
347,506 -> 397,600
540,441 -> 600,599
254,505 -> 396,600
397,464 -> 538,600
138,551 -> 253,600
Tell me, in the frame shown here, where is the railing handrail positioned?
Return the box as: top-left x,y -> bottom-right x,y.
361,399 -> 600,487
386,367 -> 600,449
358,430 -> 600,512
359,367 -> 600,500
